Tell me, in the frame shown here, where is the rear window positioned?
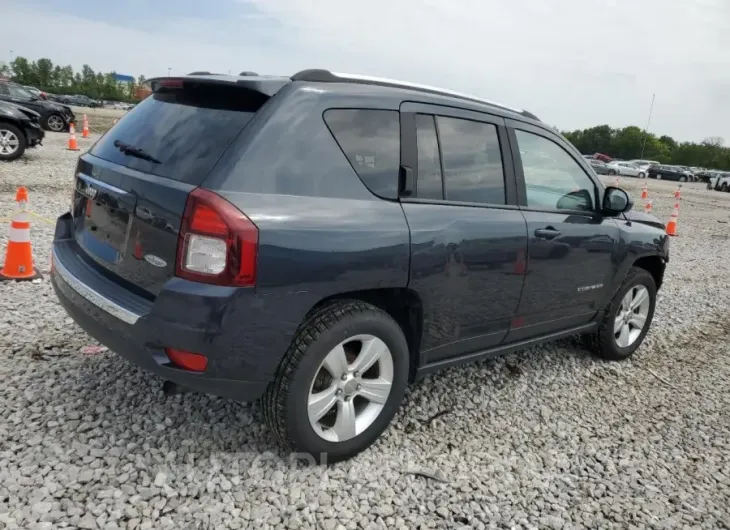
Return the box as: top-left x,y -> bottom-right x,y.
323,109 -> 400,199
90,83 -> 266,184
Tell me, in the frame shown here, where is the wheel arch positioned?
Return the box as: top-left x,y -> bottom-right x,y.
305,288 -> 424,382
633,255 -> 666,290
0,117 -> 25,134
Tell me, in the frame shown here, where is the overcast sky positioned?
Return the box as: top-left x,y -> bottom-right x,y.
2,0 -> 729,142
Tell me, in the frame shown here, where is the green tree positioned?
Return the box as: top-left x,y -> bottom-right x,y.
9,57 -> 33,84
5,55 -> 143,102
561,125 -> 730,170
658,135 -> 677,151
35,58 -> 54,90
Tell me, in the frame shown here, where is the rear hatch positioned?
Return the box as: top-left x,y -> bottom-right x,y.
70,76 -> 284,296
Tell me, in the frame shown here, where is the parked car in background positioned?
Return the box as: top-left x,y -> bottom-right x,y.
105,101 -> 135,111
628,160 -> 660,174
675,166 -> 696,182
22,86 -> 48,100
50,70 -> 670,462
60,94 -> 101,108
697,169 -> 722,183
0,80 -> 76,132
0,101 -> 45,161
587,158 -> 612,175
708,172 -> 730,191
593,152 -> 613,163
607,161 -> 646,178
648,165 -> 691,182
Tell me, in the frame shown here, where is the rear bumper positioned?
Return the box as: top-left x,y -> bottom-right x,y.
50,213 -> 285,402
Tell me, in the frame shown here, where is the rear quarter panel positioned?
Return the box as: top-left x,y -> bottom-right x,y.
205,83 -> 411,366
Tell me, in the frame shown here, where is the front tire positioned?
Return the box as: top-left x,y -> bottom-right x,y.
608,169 -> 617,176
679,176 -> 687,183
586,267 -> 656,361
721,183 -> 729,192
44,113 -> 66,132
263,300 -> 410,463
0,123 -> 26,162
638,172 -> 646,179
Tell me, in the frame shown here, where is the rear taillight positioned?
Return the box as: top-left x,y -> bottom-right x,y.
165,348 -> 208,372
176,188 -> 258,287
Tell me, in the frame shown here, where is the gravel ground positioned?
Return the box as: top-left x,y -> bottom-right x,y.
68,106 -> 128,135
1,135 -> 729,529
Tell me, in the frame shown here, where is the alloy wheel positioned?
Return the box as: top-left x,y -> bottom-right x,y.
0,129 -> 19,156
47,115 -> 65,132
308,334 -> 394,442
614,286 -> 650,348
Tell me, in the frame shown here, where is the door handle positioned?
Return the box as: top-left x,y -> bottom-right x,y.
534,227 -> 561,240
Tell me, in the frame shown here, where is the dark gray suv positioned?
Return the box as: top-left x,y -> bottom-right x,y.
51,70 -> 670,462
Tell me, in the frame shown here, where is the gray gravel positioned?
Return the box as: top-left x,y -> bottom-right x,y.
1,134 -> 729,529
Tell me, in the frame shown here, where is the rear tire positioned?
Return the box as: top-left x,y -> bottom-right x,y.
585,267 -> 656,361
722,183 -> 729,192
263,300 -> 410,464
679,176 -> 687,183
608,169 -> 617,175
638,172 -> 645,179
0,122 -> 26,162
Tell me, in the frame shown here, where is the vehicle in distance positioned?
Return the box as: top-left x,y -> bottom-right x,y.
587,158 -> 612,175
22,86 -> 48,100
0,80 -> 76,132
60,94 -> 101,108
674,166 -> 697,182
606,161 -> 646,178
648,165 -> 691,182
0,101 -> 45,161
708,172 -> 730,191
696,169 -> 720,183
50,70 -> 670,462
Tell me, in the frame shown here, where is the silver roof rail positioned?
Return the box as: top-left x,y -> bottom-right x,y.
290,69 -> 539,121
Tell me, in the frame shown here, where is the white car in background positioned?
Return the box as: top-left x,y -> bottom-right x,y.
708,172 -> 730,191
607,161 -> 647,178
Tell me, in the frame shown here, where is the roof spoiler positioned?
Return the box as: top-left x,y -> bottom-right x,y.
149,74 -> 289,98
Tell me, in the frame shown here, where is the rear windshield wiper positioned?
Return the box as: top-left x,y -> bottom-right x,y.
113,140 -> 161,164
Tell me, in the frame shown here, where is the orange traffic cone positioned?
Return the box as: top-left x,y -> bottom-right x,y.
674,185 -> 682,200
643,199 -> 653,214
67,123 -> 79,151
82,114 -> 90,139
665,201 -> 679,237
641,182 -> 648,200
0,187 -> 42,281
614,175 -> 621,187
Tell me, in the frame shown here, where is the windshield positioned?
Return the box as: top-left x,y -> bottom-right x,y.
7,84 -> 35,99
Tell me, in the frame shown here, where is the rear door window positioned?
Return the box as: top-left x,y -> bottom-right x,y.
90,84 -> 265,185
415,114 -> 444,200
436,116 -> 506,205
323,109 -> 400,199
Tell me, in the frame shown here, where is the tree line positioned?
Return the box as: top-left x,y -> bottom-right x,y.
0,56 -> 146,103
562,125 -> 729,170
2,56 -> 727,168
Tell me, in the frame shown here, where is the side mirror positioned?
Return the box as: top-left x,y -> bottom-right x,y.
603,186 -> 633,215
